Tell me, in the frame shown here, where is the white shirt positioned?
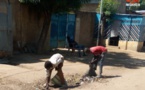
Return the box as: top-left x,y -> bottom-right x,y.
48,53 -> 64,68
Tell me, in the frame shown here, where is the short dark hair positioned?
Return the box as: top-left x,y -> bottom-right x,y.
44,61 -> 53,70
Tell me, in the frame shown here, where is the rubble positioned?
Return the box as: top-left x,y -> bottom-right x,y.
65,73 -> 100,87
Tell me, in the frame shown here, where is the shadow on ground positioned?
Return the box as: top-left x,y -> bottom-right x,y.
1,48 -> 145,69
105,51 -> 145,69
101,75 -> 121,78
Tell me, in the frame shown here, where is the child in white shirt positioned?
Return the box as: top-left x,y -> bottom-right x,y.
44,53 -> 66,90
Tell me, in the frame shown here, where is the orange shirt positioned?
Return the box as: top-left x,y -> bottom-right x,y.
90,46 -> 107,56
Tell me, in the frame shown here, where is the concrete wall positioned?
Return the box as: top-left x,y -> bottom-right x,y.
75,12 -> 96,47
106,40 -> 144,52
10,0 -> 47,51
105,39 -> 109,47
118,40 -> 128,50
126,41 -> 143,51
80,4 -> 99,12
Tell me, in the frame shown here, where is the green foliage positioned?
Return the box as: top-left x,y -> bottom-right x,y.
19,0 -> 91,13
96,0 -> 120,24
97,0 -> 120,16
138,0 -> 145,10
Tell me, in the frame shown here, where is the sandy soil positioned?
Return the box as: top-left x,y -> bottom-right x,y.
0,46 -> 145,90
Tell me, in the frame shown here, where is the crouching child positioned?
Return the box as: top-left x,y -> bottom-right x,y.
44,53 -> 67,90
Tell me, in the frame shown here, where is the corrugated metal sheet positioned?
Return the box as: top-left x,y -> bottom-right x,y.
113,14 -> 143,41
96,14 -> 145,42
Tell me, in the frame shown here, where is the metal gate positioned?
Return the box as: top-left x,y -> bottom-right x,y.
0,3 -> 13,57
50,14 -> 76,48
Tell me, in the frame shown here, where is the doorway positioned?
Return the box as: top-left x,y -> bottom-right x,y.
50,14 -> 76,48
109,36 -> 119,46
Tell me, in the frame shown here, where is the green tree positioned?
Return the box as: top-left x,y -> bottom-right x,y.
96,0 -> 120,45
19,0 -> 90,53
97,0 -> 120,21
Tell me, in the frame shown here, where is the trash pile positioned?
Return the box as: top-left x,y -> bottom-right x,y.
65,73 -> 100,86
79,76 -> 99,85
65,73 -> 82,86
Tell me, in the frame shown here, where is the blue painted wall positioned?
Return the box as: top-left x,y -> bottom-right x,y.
50,14 -> 76,48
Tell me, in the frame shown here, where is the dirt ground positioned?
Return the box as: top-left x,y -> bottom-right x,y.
0,46 -> 145,90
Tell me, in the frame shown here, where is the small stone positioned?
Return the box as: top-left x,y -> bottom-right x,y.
43,83 -> 46,87
80,81 -> 84,85
86,77 -> 90,81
